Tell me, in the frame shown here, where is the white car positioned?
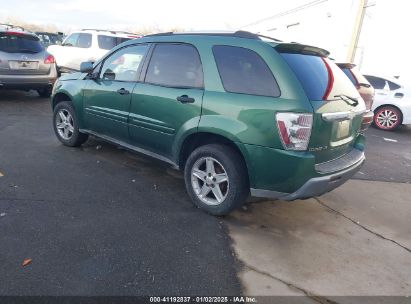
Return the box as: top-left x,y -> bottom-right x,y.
364,75 -> 411,131
47,29 -> 140,73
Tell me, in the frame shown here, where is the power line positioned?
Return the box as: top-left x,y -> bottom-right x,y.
240,0 -> 329,29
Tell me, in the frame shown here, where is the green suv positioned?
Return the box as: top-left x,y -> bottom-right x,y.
51,31 -> 366,215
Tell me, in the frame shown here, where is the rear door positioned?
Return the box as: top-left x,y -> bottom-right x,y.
83,44 -> 149,141
0,32 -> 49,76
129,43 -> 204,157
279,47 -> 366,163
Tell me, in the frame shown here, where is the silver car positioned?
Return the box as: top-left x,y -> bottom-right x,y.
0,26 -> 57,97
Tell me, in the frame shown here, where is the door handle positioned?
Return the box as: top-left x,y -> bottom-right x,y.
176,95 -> 195,103
117,88 -> 130,95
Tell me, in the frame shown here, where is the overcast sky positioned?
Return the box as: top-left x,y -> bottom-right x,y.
0,0 -> 312,31
1,0 -> 409,82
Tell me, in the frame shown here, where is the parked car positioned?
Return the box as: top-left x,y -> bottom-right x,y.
35,31 -> 64,47
47,29 -> 140,73
0,26 -> 57,97
51,31 -> 366,215
363,75 -> 411,131
337,63 -> 374,132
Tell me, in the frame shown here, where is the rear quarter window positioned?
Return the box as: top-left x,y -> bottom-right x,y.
387,80 -> 401,91
364,75 -> 386,90
212,45 -> 280,97
98,35 -> 130,50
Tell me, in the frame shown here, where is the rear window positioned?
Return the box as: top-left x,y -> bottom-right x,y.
98,35 -> 130,50
0,33 -> 44,53
341,68 -> 357,86
350,68 -> 371,87
280,53 -> 359,100
213,45 -> 280,97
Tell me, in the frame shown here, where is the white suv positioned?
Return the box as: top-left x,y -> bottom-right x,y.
47,29 -> 140,73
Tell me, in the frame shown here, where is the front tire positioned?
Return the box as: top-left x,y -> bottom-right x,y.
373,106 -> 402,131
184,144 -> 249,216
53,101 -> 88,147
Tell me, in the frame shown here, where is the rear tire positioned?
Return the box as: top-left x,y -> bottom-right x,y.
53,101 -> 88,147
373,106 -> 402,131
184,144 -> 249,216
37,86 -> 52,98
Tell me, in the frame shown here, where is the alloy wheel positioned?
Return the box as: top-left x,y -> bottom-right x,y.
191,157 -> 229,206
375,108 -> 399,130
56,109 -> 74,140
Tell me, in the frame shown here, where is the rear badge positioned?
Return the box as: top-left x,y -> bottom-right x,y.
309,146 -> 328,152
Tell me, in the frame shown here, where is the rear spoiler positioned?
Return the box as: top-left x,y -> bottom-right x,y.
336,63 -> 356,69
275,43 -> 330,57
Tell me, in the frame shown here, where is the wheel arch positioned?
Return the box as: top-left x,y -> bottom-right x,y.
52,92 -> 73,109
52,90 -> 85,129
177,132 -> 252,186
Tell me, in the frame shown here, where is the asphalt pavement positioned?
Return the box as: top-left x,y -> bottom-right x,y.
356,124 -> 411,183
1,90 -> 410,298
0,91 -> 241,295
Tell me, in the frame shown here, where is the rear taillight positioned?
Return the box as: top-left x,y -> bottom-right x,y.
276,113 -> 313,151
44,54 -> 55,64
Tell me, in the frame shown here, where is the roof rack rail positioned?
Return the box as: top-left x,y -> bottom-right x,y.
0,23 -> 25,31
143,32 -> 174,37
81,28 -> 137,35
143,30 -> 282,42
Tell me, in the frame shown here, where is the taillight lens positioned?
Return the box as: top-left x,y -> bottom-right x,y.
44,54 -> 55,64
276,113 -> 313,151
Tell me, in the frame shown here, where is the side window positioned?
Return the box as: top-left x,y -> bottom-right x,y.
213,45 -> 280,97
387,80 -> 401,91
63,33 -> 79,46
98,35 -> 117,50
76,33 -> 92,48
364,76 -> 385,90
145,44 -> 203,88
100,44 -> 148,82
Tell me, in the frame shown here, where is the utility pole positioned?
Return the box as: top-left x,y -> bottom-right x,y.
347,0 -> 368,63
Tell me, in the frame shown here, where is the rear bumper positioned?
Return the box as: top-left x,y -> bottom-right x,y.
0,69 -> 57,89
249,148 -> 365,201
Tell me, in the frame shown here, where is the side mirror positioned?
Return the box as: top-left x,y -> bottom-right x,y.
80,61 -> 94,74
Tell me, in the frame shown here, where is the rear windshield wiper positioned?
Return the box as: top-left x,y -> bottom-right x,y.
334,94 -> 359,107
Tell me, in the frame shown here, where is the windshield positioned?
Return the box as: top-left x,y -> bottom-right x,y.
0,33 -> 44,53
280,53 -> 360,101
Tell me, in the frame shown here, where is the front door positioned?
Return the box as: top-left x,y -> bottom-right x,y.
129,43 -> 204,157
83,44 -> 149,140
